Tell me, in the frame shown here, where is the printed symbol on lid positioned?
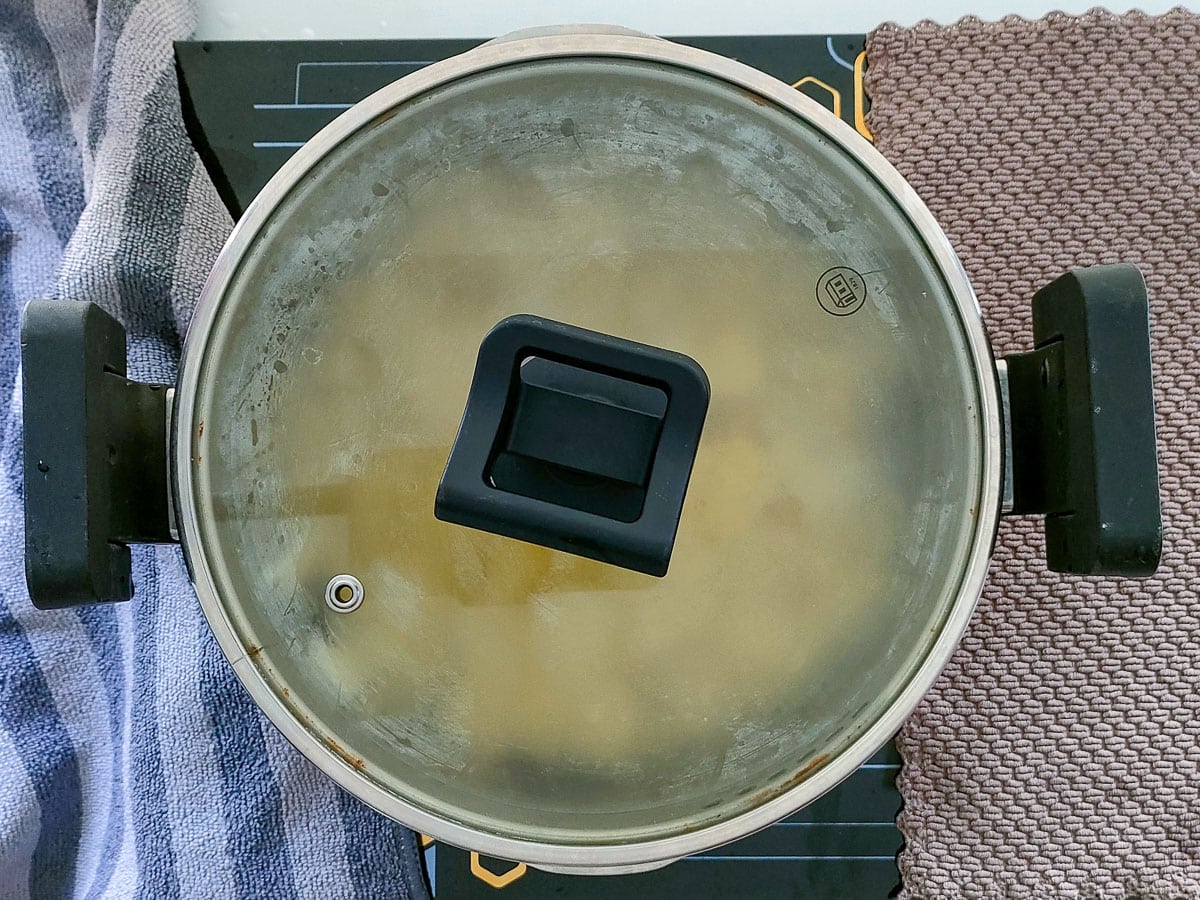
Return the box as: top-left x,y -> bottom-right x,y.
816,267 -> 866,316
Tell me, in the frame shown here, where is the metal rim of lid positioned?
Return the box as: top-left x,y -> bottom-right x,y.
174,30 -> 1003,870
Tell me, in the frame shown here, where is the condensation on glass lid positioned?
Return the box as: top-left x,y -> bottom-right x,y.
191,56 -> 983,842
271,163 -> 900,758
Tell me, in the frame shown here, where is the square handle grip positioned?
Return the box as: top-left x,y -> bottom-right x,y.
22,301 -> 174,609
1004,265 -> 1162,577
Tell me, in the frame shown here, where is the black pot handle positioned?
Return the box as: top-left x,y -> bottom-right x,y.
1003,265 -> 1162,577
22,301 -> 176,610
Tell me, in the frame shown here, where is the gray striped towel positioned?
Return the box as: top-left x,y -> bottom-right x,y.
0,0 -> 429,897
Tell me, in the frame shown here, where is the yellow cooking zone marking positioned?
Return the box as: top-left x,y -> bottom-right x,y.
791,75 -> 842,119
854,51 -> 873,141
789,52 -> 872,143
470,852 -> 528,889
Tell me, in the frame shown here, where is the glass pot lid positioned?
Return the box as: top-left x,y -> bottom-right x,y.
183,38 -> 993,852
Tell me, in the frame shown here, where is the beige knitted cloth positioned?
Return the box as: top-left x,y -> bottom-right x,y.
866,10 -> 1200,899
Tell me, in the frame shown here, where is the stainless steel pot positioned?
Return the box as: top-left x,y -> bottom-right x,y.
21,27 -> 1161,874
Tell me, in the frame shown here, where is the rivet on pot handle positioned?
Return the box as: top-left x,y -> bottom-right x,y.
1001,264 -> 1162,576
21,301 -> 177,609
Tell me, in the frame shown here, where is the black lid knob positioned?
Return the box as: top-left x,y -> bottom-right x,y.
435,315 -> 709,576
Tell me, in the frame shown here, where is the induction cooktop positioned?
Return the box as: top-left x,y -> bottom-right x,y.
174,34 -> 902,899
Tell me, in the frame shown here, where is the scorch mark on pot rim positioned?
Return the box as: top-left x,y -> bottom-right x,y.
326,735 -> 367,772
749,754 -> 832,808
